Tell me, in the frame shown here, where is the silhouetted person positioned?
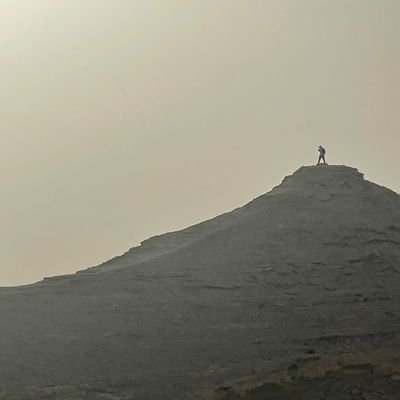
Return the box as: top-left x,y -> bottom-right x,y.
317,145 -> 326,165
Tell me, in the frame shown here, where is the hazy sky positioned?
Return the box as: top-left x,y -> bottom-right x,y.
0,0 -> 399,285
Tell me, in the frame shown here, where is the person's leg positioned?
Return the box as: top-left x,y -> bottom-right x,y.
317,155 -> 322,165
323,156 -> 326,164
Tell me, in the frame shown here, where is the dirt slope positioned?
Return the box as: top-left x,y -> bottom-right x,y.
1,165 -> 400,399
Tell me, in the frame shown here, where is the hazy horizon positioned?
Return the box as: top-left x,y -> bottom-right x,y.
1,0 -> 399,286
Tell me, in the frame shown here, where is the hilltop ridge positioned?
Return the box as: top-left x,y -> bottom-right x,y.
78,164 -> 399,277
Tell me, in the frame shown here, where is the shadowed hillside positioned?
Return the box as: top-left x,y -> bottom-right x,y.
1,165 -> 400,399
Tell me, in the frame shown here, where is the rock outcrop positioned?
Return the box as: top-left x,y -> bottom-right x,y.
1,165 -> 400,399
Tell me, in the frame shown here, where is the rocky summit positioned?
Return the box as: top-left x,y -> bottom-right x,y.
1,165 -> 400,400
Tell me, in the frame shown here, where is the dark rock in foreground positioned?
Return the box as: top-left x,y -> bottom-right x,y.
1,165 -> 400,399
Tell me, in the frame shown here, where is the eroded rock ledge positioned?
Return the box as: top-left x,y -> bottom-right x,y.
198,350 -> 400,400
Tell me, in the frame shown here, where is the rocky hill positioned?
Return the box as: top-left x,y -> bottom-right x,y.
1,165 -> 400,399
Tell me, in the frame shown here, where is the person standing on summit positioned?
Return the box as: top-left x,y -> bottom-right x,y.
317,145 -> 326,165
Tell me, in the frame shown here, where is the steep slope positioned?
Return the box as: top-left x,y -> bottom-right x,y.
1,165 -> 400,400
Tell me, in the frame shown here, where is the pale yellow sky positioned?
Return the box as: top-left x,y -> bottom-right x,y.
0,0 -> 399,285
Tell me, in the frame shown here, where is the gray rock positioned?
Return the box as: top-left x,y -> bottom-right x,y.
0,165 -> 400,399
